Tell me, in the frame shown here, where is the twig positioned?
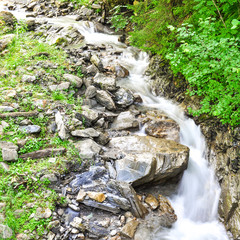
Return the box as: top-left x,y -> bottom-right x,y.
211,0 -> 227,29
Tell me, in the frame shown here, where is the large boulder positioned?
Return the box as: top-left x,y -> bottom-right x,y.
108,136 -> 189,185
93,73 -> 116,91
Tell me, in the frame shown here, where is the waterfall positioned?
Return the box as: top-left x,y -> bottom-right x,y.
76,23 -> 229,240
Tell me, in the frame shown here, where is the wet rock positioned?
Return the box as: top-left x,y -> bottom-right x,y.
109,136 -> 189,184
63,74 -> 83,88
87,222 -> 109,238
75,106 -> 99,127
158,194 -> 177,226
74,139 -> 101,159
93,73 -> 116,91
85,86 -> 97,98
71,128 -> 100,138
114,88 -> 134,108
19,125 -> 41,134
145,194 -> 159,210
145,119 -> 180,142
96,90 -> 116,110
90,54 -> 104,71
55,111 -> 67,140
121,219 -> 139,239
0,34 -> 15,51
111,111 -> 139,131
115,65 -> 129,78
88,192 -> 106,202
0,224 -> 13,239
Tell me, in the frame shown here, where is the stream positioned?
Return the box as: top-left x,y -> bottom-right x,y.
2,3 -> 230,239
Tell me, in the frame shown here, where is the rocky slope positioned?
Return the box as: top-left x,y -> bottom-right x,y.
0,1 -> 191,240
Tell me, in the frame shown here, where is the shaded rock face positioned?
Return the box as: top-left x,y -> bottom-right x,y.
108,136 -> 189,186
0,11 -> 17,32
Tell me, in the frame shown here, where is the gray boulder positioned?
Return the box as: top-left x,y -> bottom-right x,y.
111,111 -> 139,131
63,74 -> 83,88
114,88 -> 134,108
74,139 -> 101,159
108,136 -> 189,185
93,73 -> 116,91
19,125 -> 41,134
96,90 -> 116,111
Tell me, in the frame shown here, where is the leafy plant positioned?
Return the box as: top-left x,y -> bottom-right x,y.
166,18 -> 240,126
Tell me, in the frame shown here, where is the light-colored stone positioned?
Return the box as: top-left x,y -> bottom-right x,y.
22,75 -> 36,83
2,148 -> 18,161
96,90 -> 116,110
70,217 -> 84,230
55,111 -> 67,140
19,125 -> 41,134
0,106 -> 14,112
75,106 -> 99,127
93,73 -> 116,91
71,128 -> 100,138
109,136 -> 189,184
34,207 -> 52,219
0,224 -> 13,239
63,74 -> 83,88
111,111 -> 139,131
87,192 -> 106,203
76,190 -> 87,202
74,139 -> 101,159
85,86 -> 97,98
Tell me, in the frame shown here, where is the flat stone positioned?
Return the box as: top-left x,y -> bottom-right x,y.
96,90 -> 116,110
74,139 -> 101,159
75,106 -> 99,127
19,125 -> 41,134
2,89 -> 16,98
76,190 -> 87,202
109,136 -> 189,184
34,207 -> 52,219
0,224 -> 13,239
87,192 -> 106,203
145,194 -> 159,210
0,141 -> 18,150
93,73 -> 116,91
2,148 -> 18,161
111,111 -> 139,131
68,204 -> 80,211
121,219 -> 139,239
63,74 -> 82,88
0,106 -> 14,112
21,75 -> 36,83
71,128 -> 100,138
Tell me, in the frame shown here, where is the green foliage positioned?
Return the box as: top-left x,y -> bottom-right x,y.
109,5 -> 130,31
166,19 -> 240,126
18,138 -> 48,154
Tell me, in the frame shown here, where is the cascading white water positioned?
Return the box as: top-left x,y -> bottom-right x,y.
76,24 -> 230,240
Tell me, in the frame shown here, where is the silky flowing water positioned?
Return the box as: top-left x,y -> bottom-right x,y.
76,23 -> 230,240
2,4 -> 230,238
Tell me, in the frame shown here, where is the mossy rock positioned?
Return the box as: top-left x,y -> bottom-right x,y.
0,11 -> 17,34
